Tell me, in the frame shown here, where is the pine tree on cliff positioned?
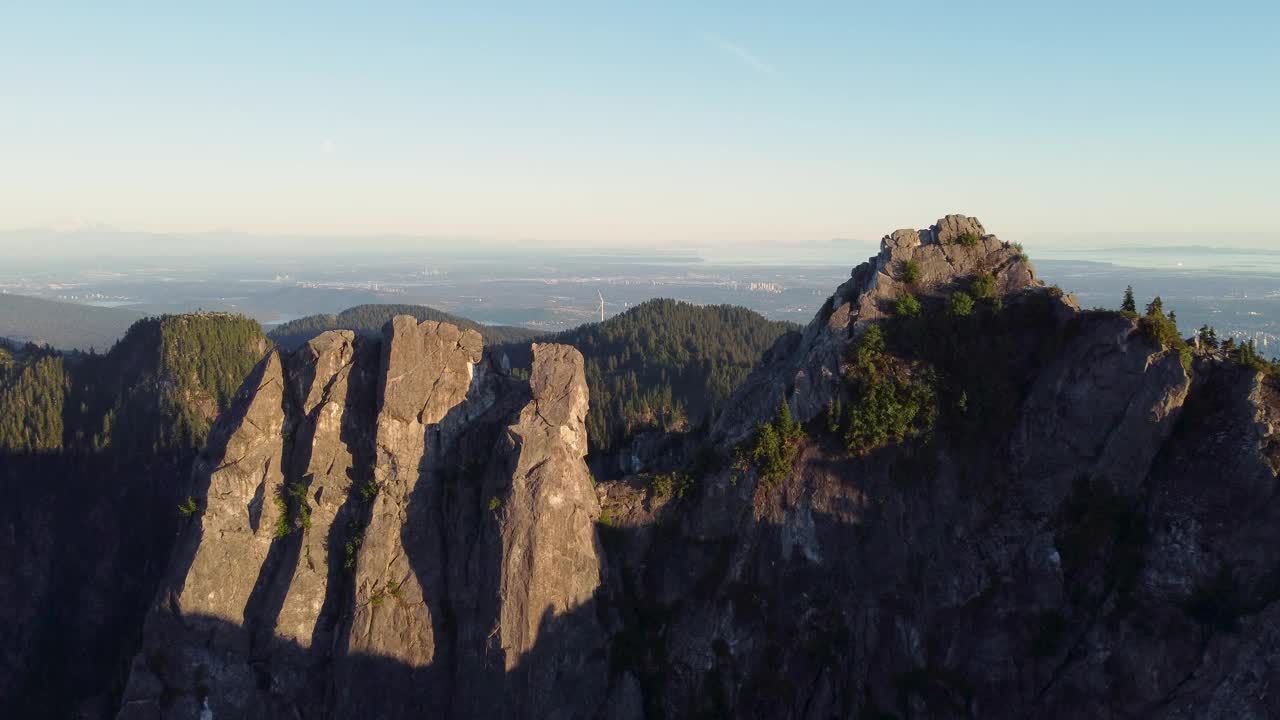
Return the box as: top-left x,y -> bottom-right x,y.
776,397 -> 802,442
1197,325 -> 1219,349
1121,286 -> 1137,315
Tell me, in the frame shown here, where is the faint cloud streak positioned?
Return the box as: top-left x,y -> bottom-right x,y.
707,33 -> 780,78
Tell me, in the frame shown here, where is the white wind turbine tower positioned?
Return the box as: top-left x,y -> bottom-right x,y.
598,290 -> 605,322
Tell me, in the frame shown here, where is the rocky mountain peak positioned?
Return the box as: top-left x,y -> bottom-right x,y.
889,212 -> 986,248
714,213 -> 1050,442
378,315 -> 484,427
525,342 -> 591,455
856,213 -> 1036,323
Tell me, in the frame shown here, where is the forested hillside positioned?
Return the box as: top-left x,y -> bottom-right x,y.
0,349 -> 68,451
268,303 -> 541,349
0,293 -> 144,352
500,299 -> 797,455
0,313 -> 268,452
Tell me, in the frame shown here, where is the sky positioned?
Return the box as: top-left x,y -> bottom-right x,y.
2,1 -> 1278,251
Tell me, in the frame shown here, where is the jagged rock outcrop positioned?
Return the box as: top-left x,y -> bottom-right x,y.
446,343 -> 611,719
715,214 -> 1038,443
496,343 -> 599,658
339,317 -> 485,712
117,349 -> 298,720
1013,313 -> 1192,504
117,321 -> 610,720
176,350 -> 290,627
274,330 -> 376,656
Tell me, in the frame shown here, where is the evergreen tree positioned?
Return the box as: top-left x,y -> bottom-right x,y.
1121,286 -> 1137,314
1240,339 -> 1258,366
1197,325 -> 1219,349
776,397 -> 802,442
0,354 -> 68,451
1135,295 -> 1189,371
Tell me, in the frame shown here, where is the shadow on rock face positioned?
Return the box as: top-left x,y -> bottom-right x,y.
115,593 -> 615,720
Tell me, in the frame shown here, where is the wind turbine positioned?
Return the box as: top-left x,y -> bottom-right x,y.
598,290 -> 605,322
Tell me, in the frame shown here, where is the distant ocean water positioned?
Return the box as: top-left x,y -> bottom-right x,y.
1033,246 -> 1280,275
703,242 -> 1280,274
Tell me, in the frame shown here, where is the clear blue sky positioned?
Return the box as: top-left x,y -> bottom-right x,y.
2,1 -> 1277,248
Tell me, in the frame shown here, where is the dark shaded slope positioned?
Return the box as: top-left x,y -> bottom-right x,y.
0,313 -> 270,718
0,452 -> 189,719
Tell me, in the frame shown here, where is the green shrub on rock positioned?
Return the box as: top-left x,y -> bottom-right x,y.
970,272 -> 996,301
946,292 -> 975,318
899,260 -> 921,285
649,470 -> 696,499
837,325 -> 937,455
177,496 -> 200,518
894,294 -> 923,318
736,398 -> 806,488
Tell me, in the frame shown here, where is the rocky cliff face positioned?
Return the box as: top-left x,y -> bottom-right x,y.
598,215 -> 1280,719
117,322 -> 612,719
112,215 -> 1280,719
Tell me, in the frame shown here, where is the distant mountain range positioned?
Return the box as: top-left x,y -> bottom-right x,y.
0,293 -> 144,352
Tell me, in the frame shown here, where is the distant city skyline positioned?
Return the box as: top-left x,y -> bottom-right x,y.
3,2 -> 1278,249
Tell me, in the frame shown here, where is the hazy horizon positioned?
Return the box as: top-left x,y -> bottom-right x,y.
4,223 -> 1280,263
